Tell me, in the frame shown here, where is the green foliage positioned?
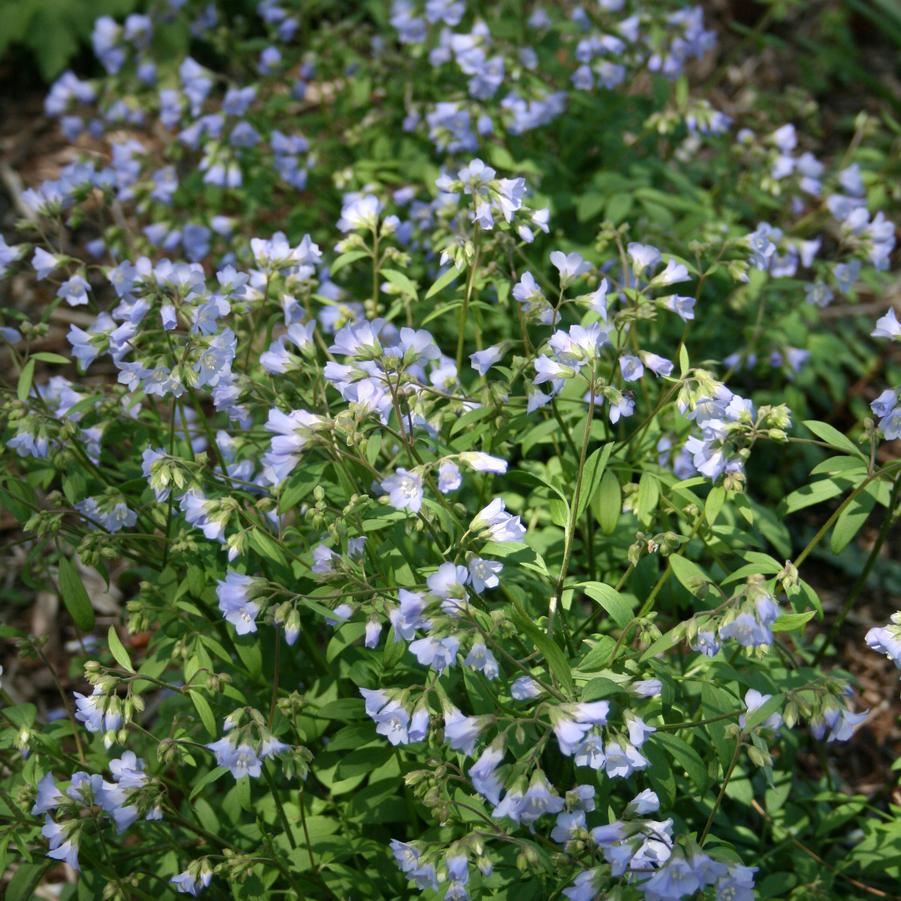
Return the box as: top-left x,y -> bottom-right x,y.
0,0 -> 139,80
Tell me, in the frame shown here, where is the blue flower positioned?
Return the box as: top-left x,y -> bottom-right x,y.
465,643 -> 499,680
470,498 -> 525,542
31,773 -> 63,815
389,589 -> 428,640
550,250 -> 591,286
469,345 -> 503,375
468,743 -> 505,803
563,869 -> 600,901
171,860 -> 213,896
390,839 -> 438,890
467,556 -> 502,593
409,635 -> 460,673
426,563 -> 468,604
866,615 -> 901,668
58,274 -> 90,307
74,687 -> 121,736
719,612 -> 771,649
382,468 -> 424,513
206,737 -> 262,779
873,308 -> 901,341
739,689 -> 782,731
603,740 -> 648,779
517,770 -> 564,825
216,572 -> 260,635
627,243 -> 661,275
438,460 -> 462,494
32,247 -> 62,280
511,676 -> 541,700
443,706 -> 483,756
42,816 -> 80,870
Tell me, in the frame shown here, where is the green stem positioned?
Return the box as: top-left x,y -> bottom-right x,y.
793,462 -> 901,571
456,236 -> 482,372
654,710 -> 740,731
264,763 -> 298,851
549,360 -> 598,637
700,738 -> 743,846
636,509 -> 706,619
371,231 -> 381,312
814,470 -> 901,665
298,786 -> 317,873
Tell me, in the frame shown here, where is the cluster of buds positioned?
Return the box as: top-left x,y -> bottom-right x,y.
77,662 -> 141,748
627,530 -> 685,565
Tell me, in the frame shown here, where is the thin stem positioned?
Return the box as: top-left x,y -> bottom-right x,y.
814,471 -> 901,665
700,738 -> 743,846
654,710 -> 740,732
549,361 -> 597,637
750,799 -> 896,899
298,786 -> 317,873
264,763 -> 298,851
456,235 -> 482,372
269,630 -> 282,728
793,462 -> 901,570
34,645 -> 85,764
637,508 -> 705,619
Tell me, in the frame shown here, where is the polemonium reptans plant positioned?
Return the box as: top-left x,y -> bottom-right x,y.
0,1 -> 899,899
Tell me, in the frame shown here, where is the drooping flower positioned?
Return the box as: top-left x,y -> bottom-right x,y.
470,498 -> 526,542
216,572 -> 260,635
206,736 -> 262,779
443,706 -> 483,756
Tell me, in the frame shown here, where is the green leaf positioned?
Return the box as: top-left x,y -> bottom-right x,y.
247,528 -> 289,567
650,732 -> 708,791
190,767 -> 229,800
17,359 -> 35,402
57,556 -> 95,632
190,690 -> 218,737
330,250 -> 369,274
235,775 -> 252,811
381,268 -> 418,297
606,192 -> 634,224
279,461 -> 327,513
667,554 -> 708,594
830,489 -> 877,554
1,703 -> 36,729
745,693 -> 784,730
107,626 -> 134,673
705,485 -> 725,526
803,420 -> 866,459
425,265 -> 462,299
782,477 -> 853,515
809,455 -> 868,476
6,862 -> 51,901
678,343 -> 689,376
581,676 -> 627,700
511,601 -> 574,697
317,698 -> 366,720
578,581 -> 635,628
639,622 -> 687,662
771,611 -> 816,632
592,469 -> 621,535
31,352 -> 70,364
636,472 -> 659,525
576,193 -> 606,222
576,443 -> 613,519
31,7 -> 80,80
487,144 -> 516,170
